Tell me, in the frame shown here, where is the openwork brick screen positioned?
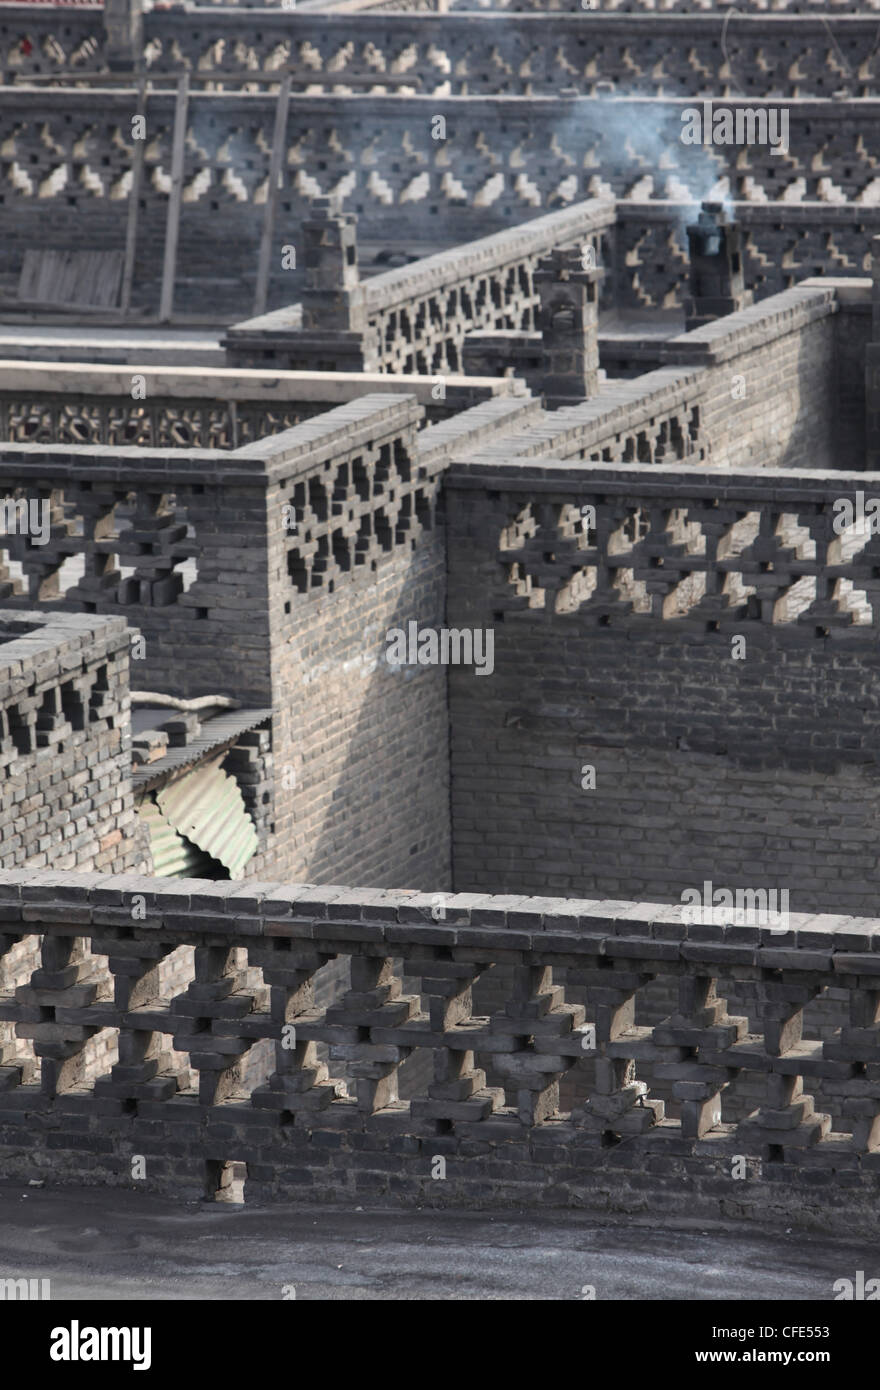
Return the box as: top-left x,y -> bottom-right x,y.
472,365 -> 708,469
616,204 -> 878,313
12,5 -> 880,97
1,872 -> 879,1215
0,6 -> 103,80
0,446 -> 230,613
0,394 -> 426,701
0,395 -> 422,605
139,10 -> 880,100
0,387 -> 316,451
0,612 -> 125,781
359,199 -> 615,374
234,392 -> 435,597
6,89 -> 880,316
4,85 -> 880,320
0,364 -> 517,448
3,89 -> 873,217
450,462 -> 880,630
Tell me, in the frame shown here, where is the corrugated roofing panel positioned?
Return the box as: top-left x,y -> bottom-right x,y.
138,797 -> 217,879
156,755 -> 258,880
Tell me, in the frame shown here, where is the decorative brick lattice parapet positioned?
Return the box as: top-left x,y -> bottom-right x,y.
2,872 -> 880,1225
449,459 -> 880,632
0,363 -> 524,448
0,8 -> 104,80
464,281 -> 842,479
0,395 -> 428,696
136,10 -> 880,100
3,86 -> 880,314
358,199 -> 614,375
10,2 -> 873,92
226,198 -> 616,376
236,393 -> 434,598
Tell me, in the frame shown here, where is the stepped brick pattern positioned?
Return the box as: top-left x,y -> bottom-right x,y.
1,874 -> 880,1231
4,85 -> 880,314
3,0 -> 880,1233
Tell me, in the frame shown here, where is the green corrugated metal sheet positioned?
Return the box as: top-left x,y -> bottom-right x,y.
156,754 -> 258,880
138,797 -> 218,879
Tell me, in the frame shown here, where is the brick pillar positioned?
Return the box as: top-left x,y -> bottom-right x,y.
684,201 -> 752,331
578,977 -> 666,1145
300,196 -> 367,334
103,0 -> 143,72
491,964 -> 585,1126
535,246 -> 600,410
737,978 -> 831,1156
322,955 -> 418,1114
654,975 -> 745,1139
865,236 -> 880,468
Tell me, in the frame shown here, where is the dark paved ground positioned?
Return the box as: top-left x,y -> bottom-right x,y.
0,1182 -> 875,1300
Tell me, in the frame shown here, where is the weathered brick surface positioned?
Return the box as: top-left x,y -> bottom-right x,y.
0,275 -> 873,900
21,6 -> 880,100
225,198 -> 615,374
472,284 -> 842,470
0,612 -> 143,876
3,85 -> 880,314
446,460 -> 880,913
0,363 -> 527,447
0,388 -> 546,890
1,875 -> 879,1234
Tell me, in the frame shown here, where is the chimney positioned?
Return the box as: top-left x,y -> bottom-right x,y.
684,201 -> 752,331
299,195 -> 367,334
103,0 -> 143,73
535,244 -> 600,410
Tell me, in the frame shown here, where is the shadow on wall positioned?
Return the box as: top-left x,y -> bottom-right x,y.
280,525 -> 453,894
733,307 -> 838,472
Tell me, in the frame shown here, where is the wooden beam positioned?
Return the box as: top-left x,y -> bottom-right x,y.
253,72 -> 291,319
120,74 -> 146,317
158,72 -> 189,324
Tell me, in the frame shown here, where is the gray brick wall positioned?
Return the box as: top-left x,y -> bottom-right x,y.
0,612 -> 144,875
1,875 -> 879,1233
446,464 -> 880,915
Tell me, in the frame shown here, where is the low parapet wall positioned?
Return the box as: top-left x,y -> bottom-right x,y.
468,283 -> 841,470
2,88 -> 879,316
135,10 -> 880,100
1,871 -> 879,1230
225,197 -> 616,374
9,5 -> 880,100
0,361 -> 526,446
0,389 -> 540,890
0,393 -> 453,888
